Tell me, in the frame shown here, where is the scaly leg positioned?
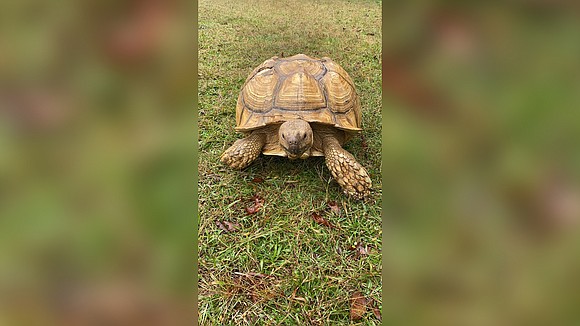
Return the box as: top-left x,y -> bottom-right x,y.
220,133 -> 266,169
323,136 -> 372,199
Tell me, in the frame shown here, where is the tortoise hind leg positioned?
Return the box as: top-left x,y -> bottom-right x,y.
220,133 -> 266,170
322,136 -> 372,199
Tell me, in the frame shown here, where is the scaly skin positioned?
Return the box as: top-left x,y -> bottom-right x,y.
322,136 -> 372,199
220,133 -> 266,169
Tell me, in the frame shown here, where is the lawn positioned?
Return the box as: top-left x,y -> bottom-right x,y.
197,0 -> 382,324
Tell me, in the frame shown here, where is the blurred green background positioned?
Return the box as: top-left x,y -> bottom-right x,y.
0,0 -> 194,324
382,1 -> 580,325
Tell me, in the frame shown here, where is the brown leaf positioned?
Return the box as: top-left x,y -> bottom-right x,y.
350,291 -> 367,320
216,221 -> 227,232
245,205 -> 259,214
367,298 -> 381,321
348,241 -> 370,258
223,221 -> 240,232
372,306 -> 381,321
251,177 -> 264,183
357,244 -> 369,257
245,195 -> 264,214
311,212 -> 335,229
216,221 -> 240,232
327,200 -> 341,215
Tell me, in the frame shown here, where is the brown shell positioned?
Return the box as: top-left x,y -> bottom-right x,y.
235,54 -> 362,134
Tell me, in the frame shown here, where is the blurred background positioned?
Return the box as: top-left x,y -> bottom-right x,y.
382,1 -> 580,325
0,0 -> 194,324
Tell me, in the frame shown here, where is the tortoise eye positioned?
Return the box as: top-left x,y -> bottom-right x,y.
282,134 -> 285,140
302,133 -> 306,139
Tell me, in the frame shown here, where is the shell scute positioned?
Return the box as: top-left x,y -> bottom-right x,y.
321,71 -> 356,113
241,68 -> 278,112
274,70 -> 326,110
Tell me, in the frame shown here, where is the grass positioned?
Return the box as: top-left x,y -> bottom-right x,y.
198,0 -> 382,324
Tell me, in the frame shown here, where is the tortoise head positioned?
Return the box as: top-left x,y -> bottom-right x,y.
279,120 -> 313,159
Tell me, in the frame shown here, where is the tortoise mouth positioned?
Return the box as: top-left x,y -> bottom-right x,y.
281,144 -> 306,159
287,154 -> 300,160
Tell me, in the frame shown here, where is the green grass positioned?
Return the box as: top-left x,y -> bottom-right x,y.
198,0 -> 382,324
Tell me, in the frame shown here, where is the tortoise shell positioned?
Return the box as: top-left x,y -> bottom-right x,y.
235,54 -> 362,135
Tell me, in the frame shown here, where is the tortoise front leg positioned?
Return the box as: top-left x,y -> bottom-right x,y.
220,132 -> 266,169
322,136 -> 372,199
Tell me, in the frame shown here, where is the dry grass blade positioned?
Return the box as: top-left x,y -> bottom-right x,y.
230,272 -> 280,303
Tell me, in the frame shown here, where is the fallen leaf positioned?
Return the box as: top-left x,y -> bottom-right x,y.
245,205 -> 259,214
350,291 -> 367,320
348,241 -> 370,258
216,221 -> 227,232
327,201 -> 341,215
372,305 -> 381,321
311,212 -> 335,229
223,221 -> 240,231
251,177 -> 264,183
216,221 -> 240,232
367,298 -> 381,321
245,195 -> 264,214
357,244 -> 369,257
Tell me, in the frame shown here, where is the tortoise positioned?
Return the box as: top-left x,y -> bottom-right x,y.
220,54 -> 372,199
